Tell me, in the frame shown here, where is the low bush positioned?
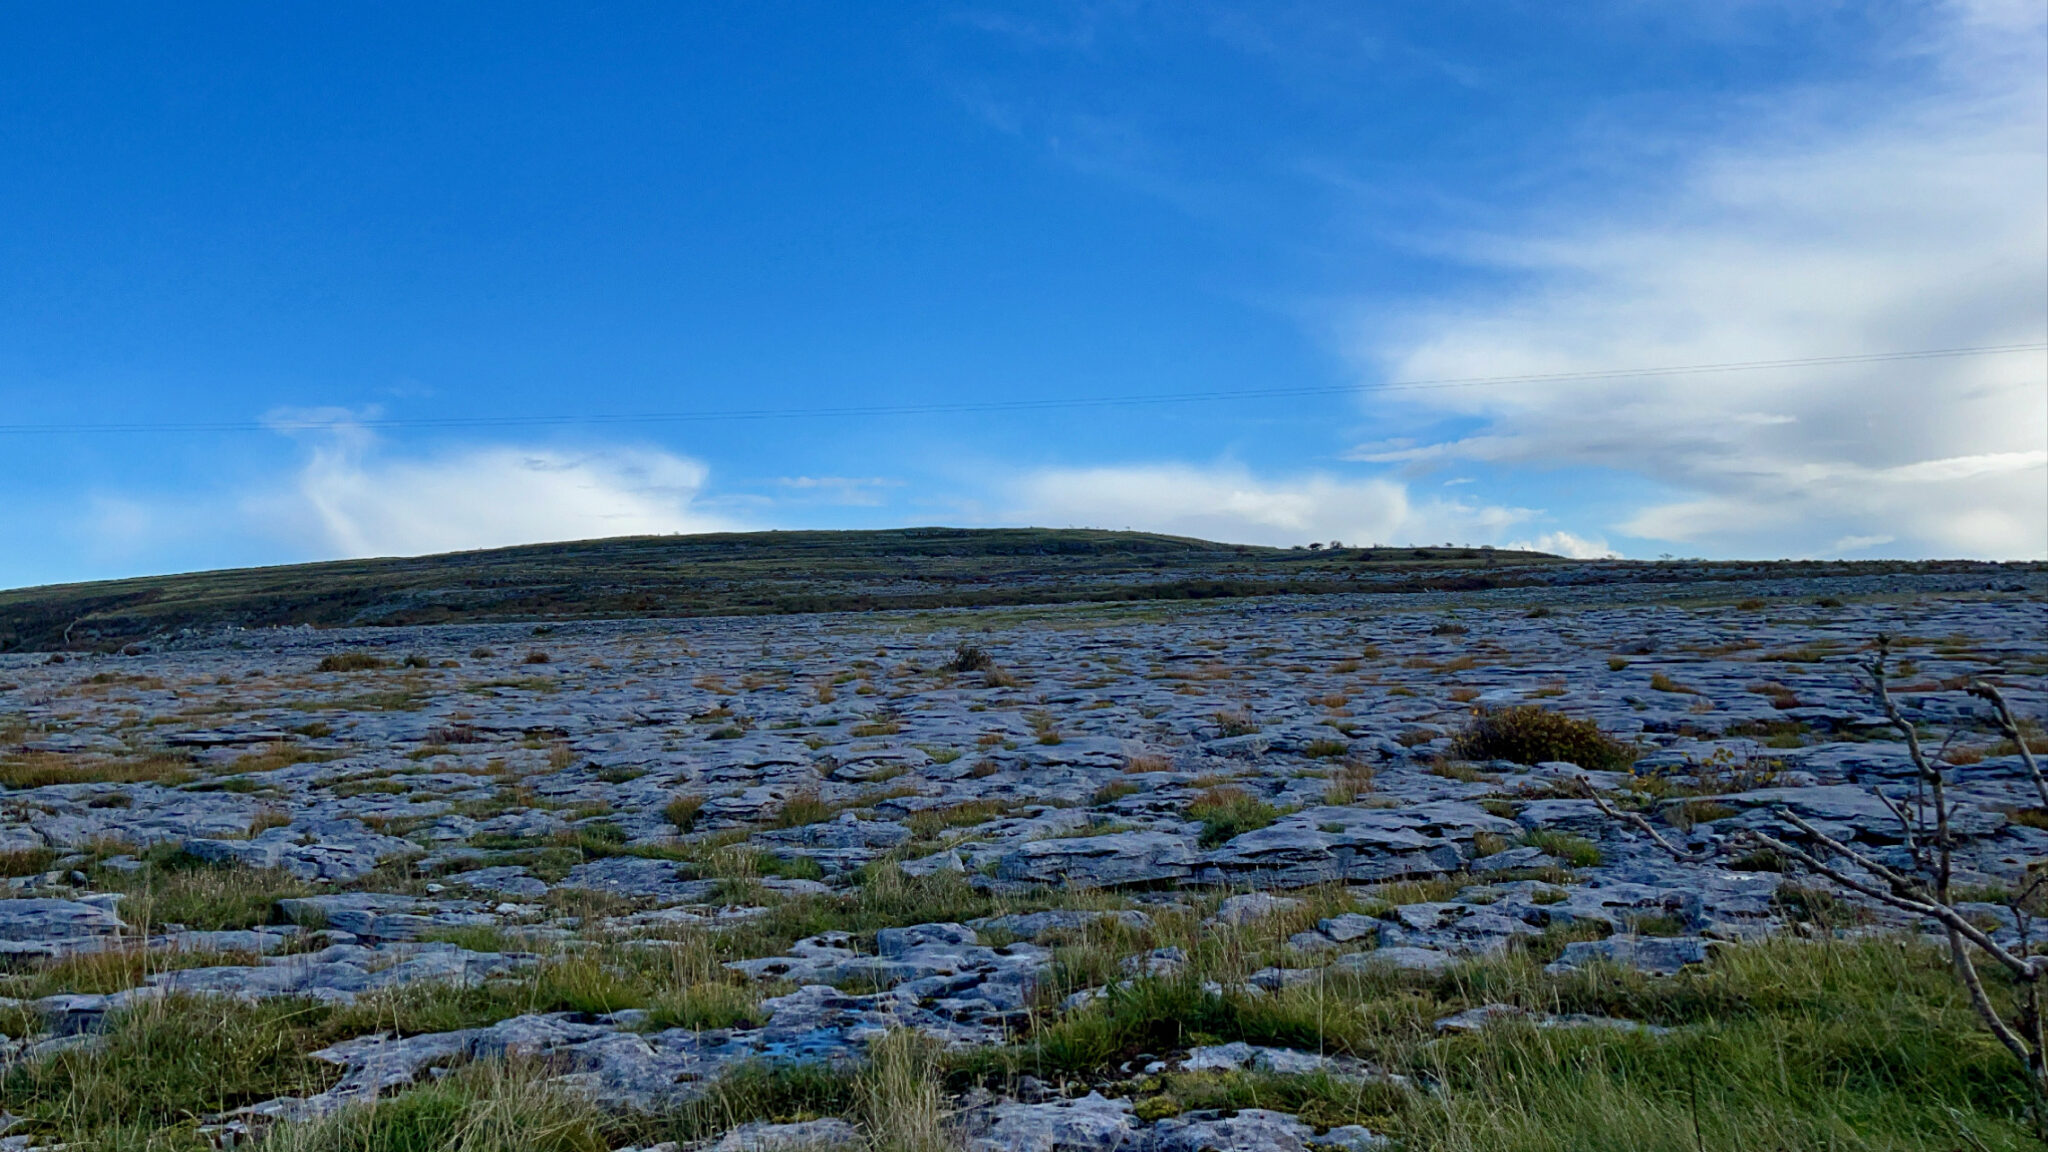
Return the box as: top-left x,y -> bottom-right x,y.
1452,706 -> 1637,772
316,652 -> 388,672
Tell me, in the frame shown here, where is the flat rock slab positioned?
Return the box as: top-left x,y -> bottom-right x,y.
0,898 -> 126,956
1548,935 -> 1713,975
997,831 -> 1196,888
959,1091 -> 1138,1152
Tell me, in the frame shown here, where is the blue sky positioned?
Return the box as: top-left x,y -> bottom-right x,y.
3,1 -> 2043,588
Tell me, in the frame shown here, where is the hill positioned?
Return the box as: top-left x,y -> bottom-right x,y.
0,528 -> 1566,651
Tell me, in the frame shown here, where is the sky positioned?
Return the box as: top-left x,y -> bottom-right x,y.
1,1 -> 2043,588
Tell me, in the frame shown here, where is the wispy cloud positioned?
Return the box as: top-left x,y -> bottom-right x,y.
1009,461 -> 1532,548
770,475 -> 903,507
259,425 -> 735,558
1350,0 -> 2048,558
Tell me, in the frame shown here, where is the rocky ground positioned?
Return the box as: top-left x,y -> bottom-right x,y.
0,571 -> 2043,1150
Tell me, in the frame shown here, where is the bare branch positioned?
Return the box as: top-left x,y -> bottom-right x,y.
1949,925 -> 2040,1071
1574,777 -> 1715,863
1971,679 -> 2048,810
1748,824 -> 2036,979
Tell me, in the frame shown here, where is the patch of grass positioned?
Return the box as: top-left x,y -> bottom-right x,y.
664,793 -> 705,832
1323,760 -> 1376,806
1213,709 -> 1261,737
0,846 -> 61,877
1092,780 -> 1141,806
772,788 -> 837,829
1188,786 -> 1282,848
1647,670 -> 1699,695
264,1059 -> 610,1152
2,993 -> 338,1142
903,798 -> 1015,840
1302,737 -> 1349,759
0,751 -> 195,789
644,978 -> 768,1031
1452,706 -> 1638,772
1428,758 -> 1499,784
971,935 -> 2033,1149
861,1029 -> 952,1152
230,741 -> 344,774
1124,751 -> 1173,773
948,644 -> 995,673
1520,828 -> 1602,868
100,854 -> 316,932
316,652 -> 389,672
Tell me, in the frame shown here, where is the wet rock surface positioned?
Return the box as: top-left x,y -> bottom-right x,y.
0,573 -> 2040,1145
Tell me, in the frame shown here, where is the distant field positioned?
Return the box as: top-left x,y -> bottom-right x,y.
0,526 -> 2030,652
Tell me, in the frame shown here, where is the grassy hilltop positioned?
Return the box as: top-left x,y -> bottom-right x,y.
0,526 -> 2034,653
0,528 -> 1565,651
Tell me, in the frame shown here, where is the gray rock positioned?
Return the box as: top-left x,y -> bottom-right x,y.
1470,846 -> 1555,873
973,909 -> 1152,939
1181,1042 -> 1344,1075
446,866 -> 550,898
710,1119 -> 861,1150
1148,1108 -> 1317,1152
1547,935 -> 1712,975
0,899 -> 126,956
1316,913 -> 1383,944
960,1091 -> 1138,1152
997,831 -> 1196,888
1212,892 -> 1302,926
1332,947 -> 1454,975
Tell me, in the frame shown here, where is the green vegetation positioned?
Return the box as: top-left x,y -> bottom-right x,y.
1,861 -> 2034,1150
1520,828 -> 1603,868
969,928 -> 2034,1150
1451,705 -> 1639,772
663,793 -> 704,832
0,750 -> 194,789
265,1061 -> 610,1152
1187,786 -> 1282,848
0,528 -> 1568,652
98,851 -> 317,932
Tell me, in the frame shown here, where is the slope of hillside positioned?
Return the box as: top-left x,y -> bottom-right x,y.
0,529 -> 1569,651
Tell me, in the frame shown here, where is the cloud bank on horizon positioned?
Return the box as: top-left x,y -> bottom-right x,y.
3,1 -> 2041,586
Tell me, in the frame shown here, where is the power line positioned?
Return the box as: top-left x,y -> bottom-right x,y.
1,341 -> 2042,435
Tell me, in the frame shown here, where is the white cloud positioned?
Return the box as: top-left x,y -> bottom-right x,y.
1352,0 -> 2048,559
253,421 -> 737,558
1505,531 -> 1613,560
771,476 -> 903,507
1009,462 -> 1536,547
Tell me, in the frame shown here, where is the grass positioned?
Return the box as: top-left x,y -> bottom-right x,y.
1213,709 -> 1261,737
664,793 -> 705,832
1520,829 -> 1603,868
0,750 -> 195,789
1187,786 -> 1282,848
90,851 -> 317,932
1451,706 -> 1638,772
2,905 -> 2035,1151
966,934 -> 2036,1149
1322,760 -> 1376,806
231,741 -> 345,774
773,788 -> 837,829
